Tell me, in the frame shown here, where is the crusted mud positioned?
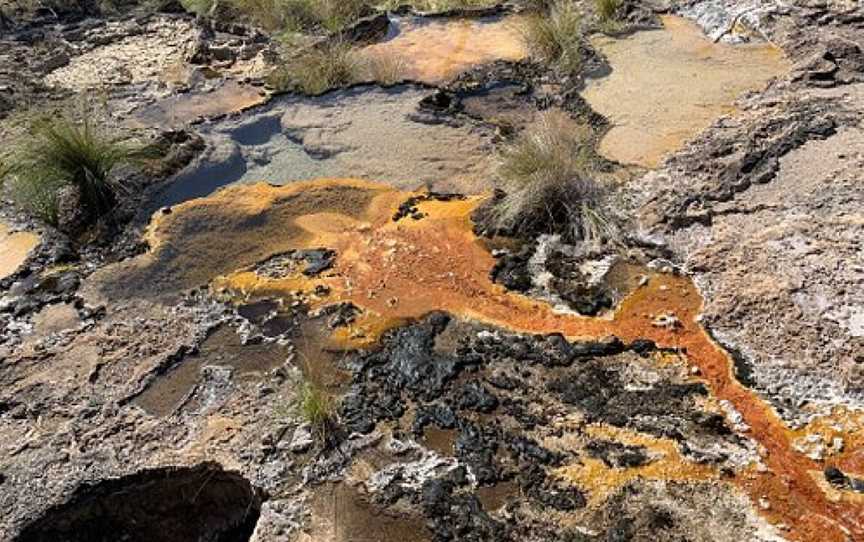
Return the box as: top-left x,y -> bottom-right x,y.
2,1 -> 864,541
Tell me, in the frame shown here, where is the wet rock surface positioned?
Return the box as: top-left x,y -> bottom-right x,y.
582,15 -> 791,168
358,14 -> 527,85
152,85 -> 497,209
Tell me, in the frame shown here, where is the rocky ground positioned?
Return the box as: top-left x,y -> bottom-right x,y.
1,0 -> 863,541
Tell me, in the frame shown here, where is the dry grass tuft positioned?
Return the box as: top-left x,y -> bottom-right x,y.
268,40 -> 360,94
488,109 -> 616,244
595,0 -> 622,23
520,0 -> 584,75
182,0 -> 369,32
357,50 -> 405,86
296,381 -> 337,438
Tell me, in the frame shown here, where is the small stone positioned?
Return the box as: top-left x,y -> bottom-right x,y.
652,313 -> 681,329
288,424 -> 314,453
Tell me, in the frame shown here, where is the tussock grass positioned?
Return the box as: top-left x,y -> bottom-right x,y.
357,50 -> 405,86
268,40 -> 360,94
489,110 -> 616,244
376,0 -> 494,12
2,117 -> 142,226
181,0 -> 369,32
282,0 -> 370,32
520,0 -> 583,75
296,381 -> 336,437
180,0 -> 216,16
595,0 -> 621,23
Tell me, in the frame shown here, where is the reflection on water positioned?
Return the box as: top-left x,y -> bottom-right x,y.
132,80 -> 267,128
150,85 -> 495,210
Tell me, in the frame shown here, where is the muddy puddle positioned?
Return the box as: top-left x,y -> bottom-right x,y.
152,85 -> 495,209
476,480 -> 519,512
133,325 -> 289,416
359,15 -> 527,84
132,80 -> 267,128
308,482 -> 428,542
582,15 -> 790,168
0,222 -> 39,281
421,425 -> 458,456
292,317 -> 353,393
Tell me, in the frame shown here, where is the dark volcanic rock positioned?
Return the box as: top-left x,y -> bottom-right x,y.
339,314 -> 749,540
586,439 -> 651,469
421,478 -> 506,542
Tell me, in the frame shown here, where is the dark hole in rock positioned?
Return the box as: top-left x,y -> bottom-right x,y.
15,463 -> 264,542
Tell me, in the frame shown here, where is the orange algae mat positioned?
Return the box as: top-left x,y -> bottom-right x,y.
142,179 -> 864,541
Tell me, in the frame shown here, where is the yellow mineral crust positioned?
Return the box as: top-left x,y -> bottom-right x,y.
554,424 -> 717,506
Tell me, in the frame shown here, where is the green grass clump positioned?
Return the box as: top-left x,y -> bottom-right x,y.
595,0 -> 621,23
1,117 -> 141,226
180,0 -> 217,16
268,41 -> 359,94
520,0 -> 584,75
296,381 -> 336,436
181,0 -> 369,33
489,110 -> 615,244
